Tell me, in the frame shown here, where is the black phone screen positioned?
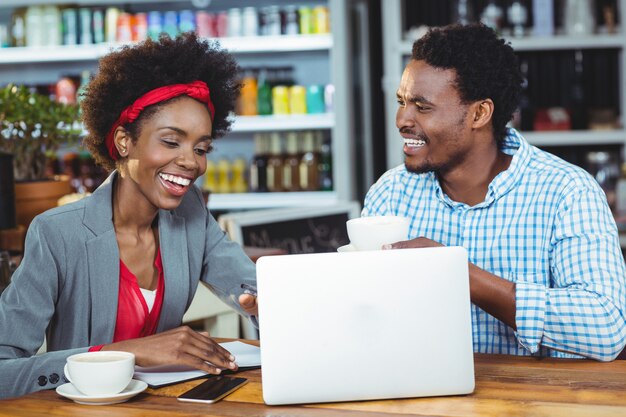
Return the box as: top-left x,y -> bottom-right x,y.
177,376 -> 248,403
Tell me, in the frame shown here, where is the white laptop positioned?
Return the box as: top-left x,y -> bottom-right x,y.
256,246 -> 475,405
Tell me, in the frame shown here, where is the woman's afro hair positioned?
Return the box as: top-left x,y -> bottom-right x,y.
81,32 -> 241,171
412,23 -> 523,145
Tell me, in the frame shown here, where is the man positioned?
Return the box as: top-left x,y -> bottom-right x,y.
364,23 -> 626,361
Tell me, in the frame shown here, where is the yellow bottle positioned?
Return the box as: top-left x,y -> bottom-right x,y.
216,159 -> 232,194
203,159 -> 216,192
231,157 -> 248,193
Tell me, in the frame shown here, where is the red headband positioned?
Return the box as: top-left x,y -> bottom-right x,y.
105,80 -> 215,160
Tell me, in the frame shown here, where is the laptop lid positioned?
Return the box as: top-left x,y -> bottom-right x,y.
257,246 -> 474,405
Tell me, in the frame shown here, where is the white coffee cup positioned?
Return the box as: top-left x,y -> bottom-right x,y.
64,351 -> 135,396
346,216 -> 409,251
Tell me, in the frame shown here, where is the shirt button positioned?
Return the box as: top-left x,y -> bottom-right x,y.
49,373 -> 60,384
37,376 -> 48,386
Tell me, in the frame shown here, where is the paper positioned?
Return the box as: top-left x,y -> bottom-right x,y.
133,341 -> 260,388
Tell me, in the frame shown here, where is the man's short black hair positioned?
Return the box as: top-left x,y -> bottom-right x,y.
82,32 -> 240,171
412,23 -> 522,145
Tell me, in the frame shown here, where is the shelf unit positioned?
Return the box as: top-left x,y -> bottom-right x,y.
382,0 -> 626,169
232,113 -> 335,132
0,0 -> 355,211
208,191 -> 338,210
0,34 -> 333,64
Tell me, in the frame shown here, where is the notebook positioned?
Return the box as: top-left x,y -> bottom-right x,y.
133,341 -> 261,388
256,246 -> 475,405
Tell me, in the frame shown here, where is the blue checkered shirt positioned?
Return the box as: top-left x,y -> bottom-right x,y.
363,128 -> 626,360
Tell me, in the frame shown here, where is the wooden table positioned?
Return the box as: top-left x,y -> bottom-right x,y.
2,343 -> 626,417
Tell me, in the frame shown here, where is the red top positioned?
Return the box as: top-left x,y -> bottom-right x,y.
89,251 -> 165,351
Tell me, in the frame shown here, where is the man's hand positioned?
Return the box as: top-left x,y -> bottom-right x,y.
382,237 -> 444,250
101,326 -> 237,374
383,236 -> 517,329
239,293 -> 258,316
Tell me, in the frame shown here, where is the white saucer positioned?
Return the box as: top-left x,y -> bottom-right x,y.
56,379 -> 148,405
337,243 -> 357,252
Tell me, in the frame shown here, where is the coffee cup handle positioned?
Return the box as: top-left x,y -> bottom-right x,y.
63,364 -> 73,384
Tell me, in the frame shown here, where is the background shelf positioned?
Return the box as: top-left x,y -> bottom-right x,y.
399,33 -> 626,55
523,130 -> 626,146
0,34 -> 333,64
232,113 -> 335,132
208,191 -> 339,210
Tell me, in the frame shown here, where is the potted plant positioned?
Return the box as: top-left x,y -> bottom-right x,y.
0,84 -> 82,227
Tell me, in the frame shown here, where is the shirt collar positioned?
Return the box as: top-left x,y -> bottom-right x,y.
429,128 -> 531,209
487,128 -> 531,202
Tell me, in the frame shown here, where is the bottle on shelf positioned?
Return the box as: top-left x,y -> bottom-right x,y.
43,6 -> 62,47
162,11 -> 178,38
215,158 -> 232,194
62,8 -> 78,46
507,1 -> 528,37
250,133 -> 269,192
117,12 -> 133,43
317,133 -> 333,192
104,7 -> 120,43
242,7 -> 259,37
239,69 -> 258,116
298,6 -> 313,35
25,6 -> 44,47
0,25 -> 8,48
264,6 -> 281,36
215,11 -> 228,38
257,68 -> 272,116
10,8 -> 26,47
452,0 -> 474,25
179,10 -> 195,34
289,85 -> 307,114
227,8 -> 243,37
203,159 -> 216,192
282,132 -> 301,192
283,6 -> 299,35
480,1 -> 503,32
515,58 -> 534,131
312,6 -> 330,34
132,13 -> 149,42
93,9 -> 105,44
532,0 -> 554,36
196,11 -> 214,38
569,50 -> 587,130
230,157 -> 248,193
147,11 -> 163,40
78,8 -> 92,45
564,0 -> 595,36
266,133 -> 284,192
272,85 -> 290,115
299,131 -> 319,192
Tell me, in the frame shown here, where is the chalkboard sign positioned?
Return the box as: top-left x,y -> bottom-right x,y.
218,202 -> 361,254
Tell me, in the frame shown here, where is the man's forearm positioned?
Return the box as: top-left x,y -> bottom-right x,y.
468,263 -> 517,330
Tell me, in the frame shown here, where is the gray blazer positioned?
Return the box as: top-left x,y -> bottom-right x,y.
0,172 -> 256,398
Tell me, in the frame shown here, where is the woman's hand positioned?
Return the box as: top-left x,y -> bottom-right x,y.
101,326 -> 237,374
239,293 -> 258,316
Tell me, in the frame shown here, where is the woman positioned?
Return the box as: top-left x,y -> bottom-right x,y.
0,33 -> 257,398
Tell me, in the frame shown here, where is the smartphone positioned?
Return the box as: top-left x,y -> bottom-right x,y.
177,376 -> 248,404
